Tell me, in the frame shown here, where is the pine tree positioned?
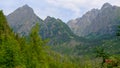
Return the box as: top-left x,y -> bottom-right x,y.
0,10 -> 12,45
116,26 -> 120,36
25,23 -> 48,68
0,10 -> 21,68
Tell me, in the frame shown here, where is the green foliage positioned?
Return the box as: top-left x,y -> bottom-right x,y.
95,47 -> 109,58
116,26 -> 120,36
95,47 -> 110,67
0,10 -> 22,68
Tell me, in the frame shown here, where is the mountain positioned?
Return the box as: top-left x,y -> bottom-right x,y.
7,4 -> 45,36
43,16 -> 77,44
68,9 -> 99,37
67,3 -> 120,39
7,5 -> 78,45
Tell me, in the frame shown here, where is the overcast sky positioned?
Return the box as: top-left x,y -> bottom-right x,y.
0,0 -> 120,22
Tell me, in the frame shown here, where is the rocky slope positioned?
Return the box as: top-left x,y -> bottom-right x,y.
43,16 -> 77,44
7,5 -> 45,36
67,3 -> 120,38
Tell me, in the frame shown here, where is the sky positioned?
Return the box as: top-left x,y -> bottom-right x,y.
0,0 -> 120,22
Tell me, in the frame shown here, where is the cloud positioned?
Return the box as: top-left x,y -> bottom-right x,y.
0,0 -> 120,22
44,0 -> 120,21
45,0 -> 82,17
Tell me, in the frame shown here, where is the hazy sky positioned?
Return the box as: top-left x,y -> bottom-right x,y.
0,0 -> 120,22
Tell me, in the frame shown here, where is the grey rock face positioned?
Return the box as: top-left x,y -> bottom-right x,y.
67,3 -> 120,37
7,4 -> 44,36
67,9 -> 99,36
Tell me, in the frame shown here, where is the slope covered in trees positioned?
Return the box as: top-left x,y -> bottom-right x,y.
0,10 -> 80,68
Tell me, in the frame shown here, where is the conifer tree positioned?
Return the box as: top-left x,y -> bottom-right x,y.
25,23 -> 48,68
0,10 -> 21,68
116,26 -> 120,36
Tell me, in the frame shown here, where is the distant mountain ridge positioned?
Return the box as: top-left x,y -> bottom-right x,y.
67,3 -> 120,38
7,5 -> 78,44
67,8 -> 99,36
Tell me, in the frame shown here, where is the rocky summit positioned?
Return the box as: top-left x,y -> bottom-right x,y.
7,4 -> 44,36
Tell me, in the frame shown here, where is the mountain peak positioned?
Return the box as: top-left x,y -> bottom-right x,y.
11,4 -> 34,15
101,3 -> 112,9
12,4 -> 33,13
21,4 -> 33,11
7,4 -> 44,36
44,16 -> 55,22
46,16 -> 52,19
22,4 -> 30,8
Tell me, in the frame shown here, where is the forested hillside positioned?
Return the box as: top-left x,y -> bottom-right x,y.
0,10 -> 80,68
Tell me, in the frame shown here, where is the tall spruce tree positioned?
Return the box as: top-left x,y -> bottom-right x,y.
117,26 -> 120,36
0,10 -> 21,68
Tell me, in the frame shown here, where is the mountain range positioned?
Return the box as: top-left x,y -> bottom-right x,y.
4,2 -> 120,55
6,3 -> 120,45
6,5 -> 78,45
